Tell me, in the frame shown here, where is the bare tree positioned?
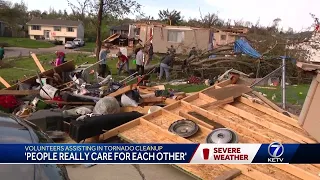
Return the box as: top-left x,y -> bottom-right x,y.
67,0 -> 141,60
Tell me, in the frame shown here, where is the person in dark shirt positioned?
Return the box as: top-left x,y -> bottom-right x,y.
159,54 -> 174,81
168,45 -> 176,55
188,47 -> 197,58
117,51 -> 130,75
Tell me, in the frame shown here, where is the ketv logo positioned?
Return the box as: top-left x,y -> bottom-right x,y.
267,142 -> 284,163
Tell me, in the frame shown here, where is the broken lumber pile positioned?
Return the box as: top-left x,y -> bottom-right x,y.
100,79 -> 319,180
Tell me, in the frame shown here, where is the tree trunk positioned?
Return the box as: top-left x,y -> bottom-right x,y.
95,0 -> 103,61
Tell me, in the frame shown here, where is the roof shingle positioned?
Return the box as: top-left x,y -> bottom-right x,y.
27,19 -> 82,27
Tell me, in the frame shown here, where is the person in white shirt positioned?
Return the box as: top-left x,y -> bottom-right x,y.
135,47 -> 144,75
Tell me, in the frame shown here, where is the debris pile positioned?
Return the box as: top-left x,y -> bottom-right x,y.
0,53 -> 190,143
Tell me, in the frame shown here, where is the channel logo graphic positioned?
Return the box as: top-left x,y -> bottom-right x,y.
267,142 -> 284,163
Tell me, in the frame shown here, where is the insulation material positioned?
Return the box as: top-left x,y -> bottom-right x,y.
93,97 -> 120,115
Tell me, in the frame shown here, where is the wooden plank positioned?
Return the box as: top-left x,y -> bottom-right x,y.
226,165 -> 277,180
142,97 -> 166,103
273,164 -> 320,180
107,84 -> 137,97
139,119 -> 191,143
120,106 -> 150,114
199,97 -> 234,109
214,169 -> 241,180
252,91 -> 286,114
99,119 -> 141,141
118,114 -> 276,180
179,110 -> 214,129
0,90 -> 39,95
215,79 -> 232,88
31,53 -> 45,73
6,60 -> 75,90
296,61 -> 320,71
0,77 -> 11,88
221,104 -> 316,143
239,97 -> 302,129
180,100 -> 274,143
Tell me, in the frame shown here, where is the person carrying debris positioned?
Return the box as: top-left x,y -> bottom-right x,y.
159,53 -> 174,82
117,51 -> 130,75
98,45 -> 110,78
136,47 -> 144,75
168,45 -> 176,55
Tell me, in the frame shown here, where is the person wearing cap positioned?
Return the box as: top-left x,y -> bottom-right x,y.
98,45 -> 110,78
117,51 -> 130,75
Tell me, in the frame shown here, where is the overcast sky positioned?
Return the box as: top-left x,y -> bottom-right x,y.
11,0 -> 320,31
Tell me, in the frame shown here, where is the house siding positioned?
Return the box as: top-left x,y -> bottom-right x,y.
153,26 -> 210,54
214,31 -> 236,46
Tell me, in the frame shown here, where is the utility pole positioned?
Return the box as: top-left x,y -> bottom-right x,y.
95,0 -> 103,61
282,56 -> 286,109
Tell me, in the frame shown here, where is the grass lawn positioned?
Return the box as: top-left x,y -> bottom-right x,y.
0,37 -> 55,49
1,52 -> 309,101
79,42 -> 95,52
253,85 -> 309,105
0,52 -> 207,93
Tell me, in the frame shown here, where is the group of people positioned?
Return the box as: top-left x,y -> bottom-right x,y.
97,43 -> 155,79
97,43 -> 177,82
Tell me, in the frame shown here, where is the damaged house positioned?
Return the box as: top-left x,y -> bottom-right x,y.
128,23 -> 248,54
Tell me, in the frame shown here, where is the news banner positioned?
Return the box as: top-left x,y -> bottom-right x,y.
0,142 -> 319,164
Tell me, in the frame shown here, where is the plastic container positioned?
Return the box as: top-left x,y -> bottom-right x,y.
119,47 -> 128,57
40,84 -> 59,100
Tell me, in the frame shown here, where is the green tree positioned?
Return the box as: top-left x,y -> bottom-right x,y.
158,9 -> 182,25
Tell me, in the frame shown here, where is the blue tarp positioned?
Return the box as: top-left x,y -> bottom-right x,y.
234,39 -> 262,58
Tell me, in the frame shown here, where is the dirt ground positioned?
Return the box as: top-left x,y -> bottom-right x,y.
66,164 -> 195,180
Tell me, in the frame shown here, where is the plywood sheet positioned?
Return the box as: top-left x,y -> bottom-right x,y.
232,102 -> 312,138
208,107 -> 297,143
111,80 -> 319,180
118,123 -> 254,180
202,85 -> 252,100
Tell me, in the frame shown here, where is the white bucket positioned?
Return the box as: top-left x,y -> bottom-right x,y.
148,106 -> 162,114
40,84 -> 59,100
119,47 -> 128,57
